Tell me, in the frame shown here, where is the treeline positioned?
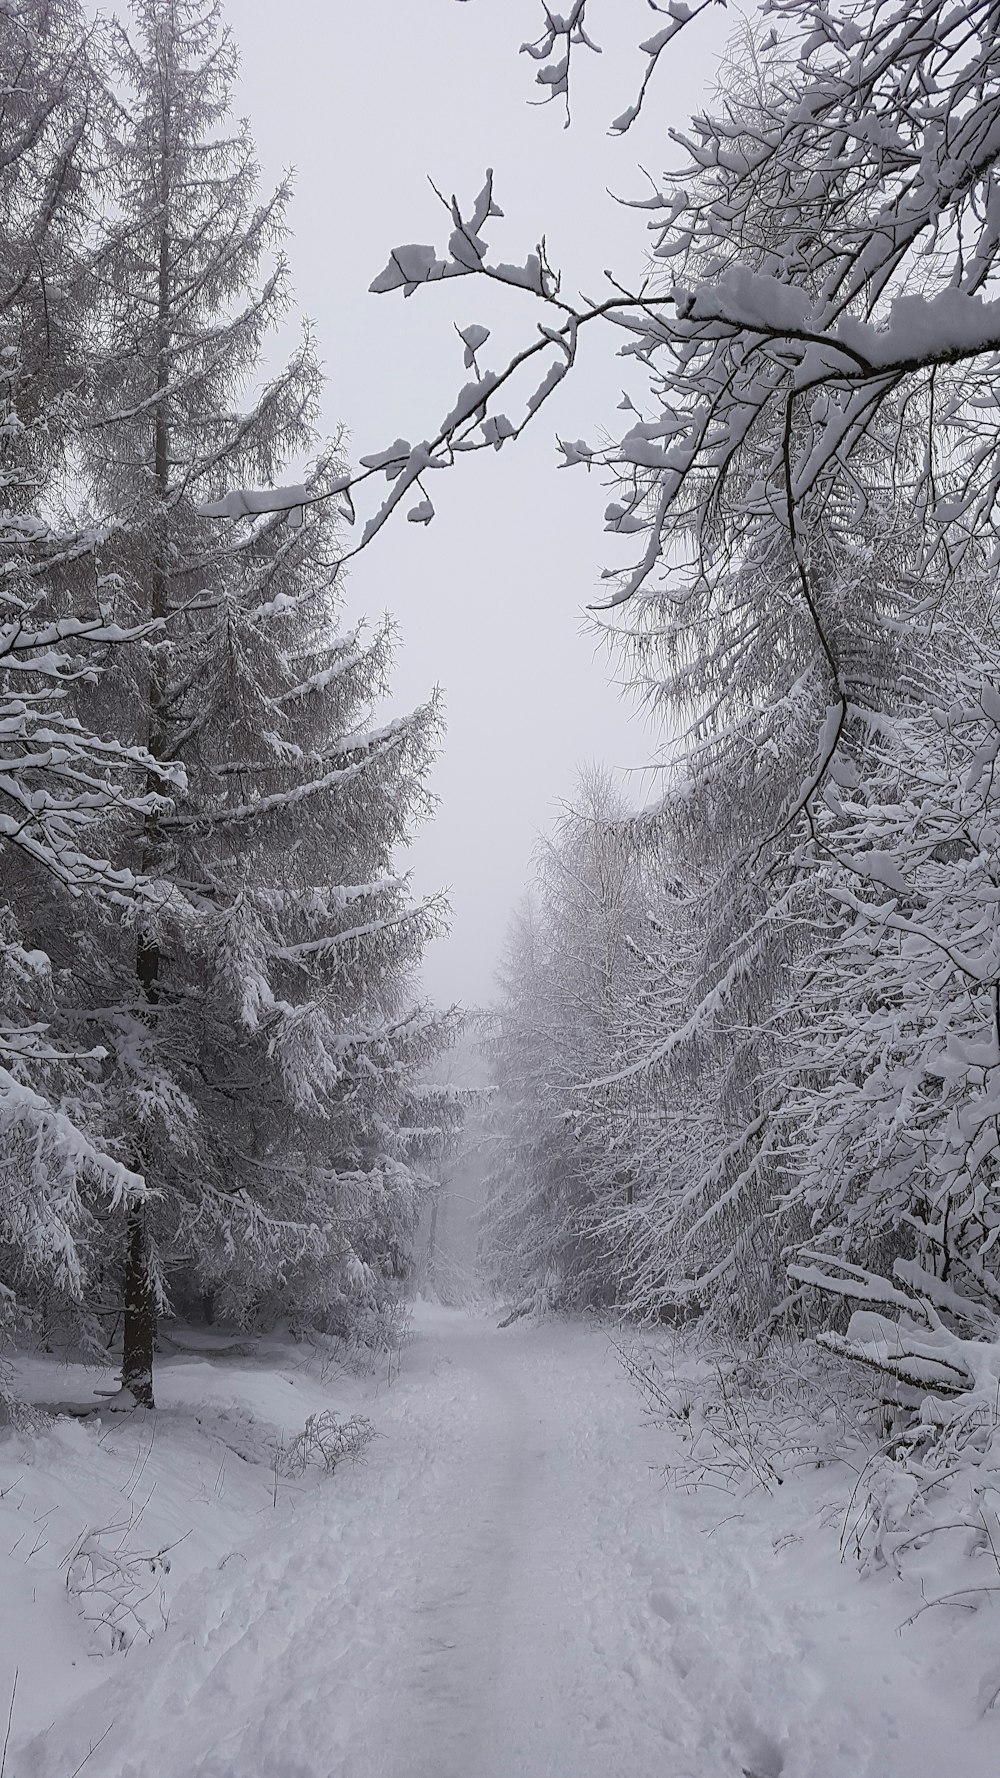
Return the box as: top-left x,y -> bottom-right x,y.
0,0 -> 456,1404
481,36 -> 1000,1424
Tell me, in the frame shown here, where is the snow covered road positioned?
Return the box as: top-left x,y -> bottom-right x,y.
17,1305 -> 1000,1778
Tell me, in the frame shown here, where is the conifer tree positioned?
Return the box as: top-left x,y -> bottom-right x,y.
70,0 -> 450,1400
0,0 -> 179,1348
482,770 -> 647,1312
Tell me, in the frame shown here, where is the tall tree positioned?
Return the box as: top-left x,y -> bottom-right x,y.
0,0 -> 179,1351
69,0 -> 450,1401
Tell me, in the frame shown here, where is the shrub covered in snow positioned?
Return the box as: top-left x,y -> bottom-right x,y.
275,1410 -> 375,1481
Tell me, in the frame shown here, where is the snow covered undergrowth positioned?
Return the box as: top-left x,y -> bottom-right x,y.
2,1305 -> 998,1777
0,1330 -> 380,1755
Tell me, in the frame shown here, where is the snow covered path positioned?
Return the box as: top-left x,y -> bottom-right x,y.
17,1306 -> 1000,1778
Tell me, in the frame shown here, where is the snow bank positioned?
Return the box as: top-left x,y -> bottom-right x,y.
0,1335 -> 374,1748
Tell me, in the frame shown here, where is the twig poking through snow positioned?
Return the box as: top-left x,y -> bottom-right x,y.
0,1668 -> 16,1778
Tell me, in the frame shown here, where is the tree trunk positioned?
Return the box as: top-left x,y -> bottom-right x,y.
122,1201 -> 155,1406
122,922 -> 162,1400
122,95 -> 173,1408
425,1192 -> 440,1291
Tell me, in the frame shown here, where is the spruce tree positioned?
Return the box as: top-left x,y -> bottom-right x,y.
0,0 -> 179,1349
72,0 -> 450,1400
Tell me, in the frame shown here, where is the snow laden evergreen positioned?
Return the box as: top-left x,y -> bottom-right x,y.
0,0 -> 453,1402
80,0 -> 454,1401
783,649 -> 1000,1392
0,0 -> 178,1354
481,769 -> 651,1315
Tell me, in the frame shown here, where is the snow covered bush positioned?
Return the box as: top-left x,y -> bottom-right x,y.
618,1332 -> 867,1497
64,1522 -> 175,1654
276,1410 -> 375,1480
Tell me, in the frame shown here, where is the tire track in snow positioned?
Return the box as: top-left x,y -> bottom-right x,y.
361,1341 -> 545,1778
339,1316 -> 714,1778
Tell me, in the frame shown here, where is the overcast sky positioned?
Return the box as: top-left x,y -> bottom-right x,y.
225,0 -> 731,1008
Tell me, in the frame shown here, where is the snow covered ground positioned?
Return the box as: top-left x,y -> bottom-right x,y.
3,1304 -> 999,1777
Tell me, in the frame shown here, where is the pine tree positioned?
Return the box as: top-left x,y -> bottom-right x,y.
0,0 -> 180,1350
66,0 -> 450,1401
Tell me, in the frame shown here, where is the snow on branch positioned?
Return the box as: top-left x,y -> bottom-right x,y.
456,0 -> 720,130
189,0 -> 1000,760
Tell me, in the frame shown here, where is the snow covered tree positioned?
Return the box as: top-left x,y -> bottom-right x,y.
577,20 -> 1000,1351
52,0 -> 453,1401
405,1042 -> 474,1306
505,35 -> 935,1334
482,768 -> 650,1312
461,23 -> 997,1353
782,635 -> 1000,1397
0,0 -> 184,1351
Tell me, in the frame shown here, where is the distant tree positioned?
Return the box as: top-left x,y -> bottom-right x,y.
482,767 -> 649,1312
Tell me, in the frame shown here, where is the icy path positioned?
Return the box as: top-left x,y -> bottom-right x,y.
19,1306 -> 1000,1778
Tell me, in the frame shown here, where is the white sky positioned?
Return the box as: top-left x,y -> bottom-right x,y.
226,0 -> 731,1008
